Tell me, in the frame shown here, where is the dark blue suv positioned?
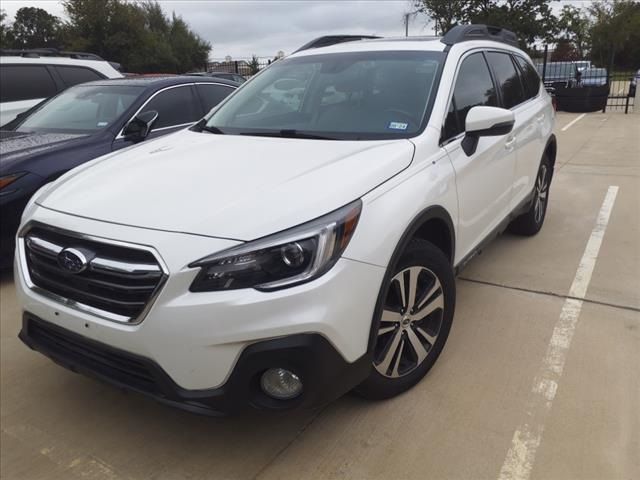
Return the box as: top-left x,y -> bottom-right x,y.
0,76 -> 238,266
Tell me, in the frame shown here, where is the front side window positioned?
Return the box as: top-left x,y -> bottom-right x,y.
486,52 -> 526,109
196,83 -> 235,113
16,85 -> 142,133
443,52 -> 498,141
141,86 -> 201,129
0,65 -> 58,102
202,51 -> 443,140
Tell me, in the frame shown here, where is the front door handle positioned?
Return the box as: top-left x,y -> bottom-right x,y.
505,135 -> 516,149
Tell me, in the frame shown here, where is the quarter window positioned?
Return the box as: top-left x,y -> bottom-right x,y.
196,84 -> 235,113
486,52 -> 526,109
140,86 -> 201,129
0,65 -> 58,102
514,55 -> 541,99
56,66 -> 104,87
443,53 -> 498,141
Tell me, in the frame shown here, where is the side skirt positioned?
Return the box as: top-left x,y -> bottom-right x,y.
454,190 -> 535,275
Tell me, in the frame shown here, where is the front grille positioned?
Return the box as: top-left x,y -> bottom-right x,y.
23,226 -> 165,322
26,317 -> 160,394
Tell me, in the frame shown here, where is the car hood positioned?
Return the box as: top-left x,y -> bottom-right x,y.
0,130 -> 88,172
39,129 -> 415,240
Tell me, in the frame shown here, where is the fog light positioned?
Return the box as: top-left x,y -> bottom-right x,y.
260,368 -> 303,400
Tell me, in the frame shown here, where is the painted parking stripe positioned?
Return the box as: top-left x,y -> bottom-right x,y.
560,113 -> 587,132
497,185 -> 619,480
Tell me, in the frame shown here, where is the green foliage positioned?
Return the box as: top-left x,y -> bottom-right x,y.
249,55 -> 260,75
588,0 -> 640,69
412,0 -> 558,48
1,7 -> 62,49
62,0 -> 210,73
557,5 -> 591,58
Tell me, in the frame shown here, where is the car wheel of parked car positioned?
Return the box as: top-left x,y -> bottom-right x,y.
356,239 -> 455,400
509,155 -> 552,236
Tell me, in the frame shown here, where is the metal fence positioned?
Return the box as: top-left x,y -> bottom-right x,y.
205,59 -> 274,77
534,46 -> 636,114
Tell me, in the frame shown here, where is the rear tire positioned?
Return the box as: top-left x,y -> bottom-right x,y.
509,156 -> 552,236
356,239 -> 455,400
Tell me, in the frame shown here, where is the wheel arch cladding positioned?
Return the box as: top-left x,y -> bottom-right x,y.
365,205 -> 455,353
545,134 -> 557,169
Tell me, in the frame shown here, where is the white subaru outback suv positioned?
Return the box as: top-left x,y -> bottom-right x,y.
15,25 -> 556,415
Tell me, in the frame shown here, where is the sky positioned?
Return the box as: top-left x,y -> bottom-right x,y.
2,0 -> 584,60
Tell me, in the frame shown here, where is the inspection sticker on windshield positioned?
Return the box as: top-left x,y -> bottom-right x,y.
388,121 -> 408,130
97,121 -> 108,127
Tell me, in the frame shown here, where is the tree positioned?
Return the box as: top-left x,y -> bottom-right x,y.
412,0 -> 469,35
62,0 -> 211,73
550,39 -> 580,61
588,0 -> 640,69
6,7 -> 62,49
249,55 -> 260,75
557,5 -> 591,58
0,10 -> 10,47
411,0 -> 559,49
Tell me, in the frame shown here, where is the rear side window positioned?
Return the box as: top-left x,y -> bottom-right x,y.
486,52 -> 526,109
56,66 -> 104,87
0,65 -> 58,102
443,52 -> 498,141
140,85 -> 201,129
196,83 -> 235,112
514,56 -> 541,99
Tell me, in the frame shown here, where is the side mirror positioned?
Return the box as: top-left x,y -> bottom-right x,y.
462,106 -> 515,156
123,110 -> 159,142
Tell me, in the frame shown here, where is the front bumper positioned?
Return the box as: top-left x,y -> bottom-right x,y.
15,206 -> 385,412
20,314 -> 371,415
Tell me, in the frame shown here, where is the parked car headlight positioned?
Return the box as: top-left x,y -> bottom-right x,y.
189,200 -> 362,292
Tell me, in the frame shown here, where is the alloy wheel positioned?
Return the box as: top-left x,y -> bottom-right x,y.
534,164 -> 549,224
374,266 -> 445,378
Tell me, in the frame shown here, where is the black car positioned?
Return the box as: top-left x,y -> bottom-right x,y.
0,76 -> 238,267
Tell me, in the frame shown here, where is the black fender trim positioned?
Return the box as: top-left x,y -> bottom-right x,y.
365,205 -> 455,353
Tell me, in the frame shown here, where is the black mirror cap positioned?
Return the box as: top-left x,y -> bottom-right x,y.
462,120 -> 514,156
123,110 -> 159,142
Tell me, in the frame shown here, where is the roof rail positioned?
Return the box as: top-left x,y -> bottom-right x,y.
293,35 -> 380,53
0,48 -> 106,61
440,24 -> 518,47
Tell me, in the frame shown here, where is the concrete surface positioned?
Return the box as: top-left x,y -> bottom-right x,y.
1,111 -> 639,480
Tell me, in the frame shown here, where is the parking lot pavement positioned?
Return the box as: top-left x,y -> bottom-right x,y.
1,111 -> 638,480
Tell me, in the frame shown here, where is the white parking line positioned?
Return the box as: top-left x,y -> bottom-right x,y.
497,185 -> 619,480
560,113 -> 587,132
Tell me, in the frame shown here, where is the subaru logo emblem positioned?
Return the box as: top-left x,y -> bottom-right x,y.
57,248 -> 88,274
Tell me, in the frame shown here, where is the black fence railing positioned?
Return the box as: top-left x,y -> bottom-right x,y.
534,47 -> 636,113
205,59 -> 274,77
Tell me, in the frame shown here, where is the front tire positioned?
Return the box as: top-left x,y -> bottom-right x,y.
356,239 -> 455,400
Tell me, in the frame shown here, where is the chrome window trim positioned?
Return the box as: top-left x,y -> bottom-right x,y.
116,82 -> 235,140
18,221 -> 169,325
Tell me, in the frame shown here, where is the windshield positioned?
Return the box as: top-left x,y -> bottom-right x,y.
17,85 -> 143,134
584,68 -> 606,76
203,51 -> 443,140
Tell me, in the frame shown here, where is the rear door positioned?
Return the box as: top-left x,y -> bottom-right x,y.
485,51 -> 541,210
442,51 -> 516,260
0,65 -> 58,126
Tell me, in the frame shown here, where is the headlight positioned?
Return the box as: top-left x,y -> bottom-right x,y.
189,200 -> 362,292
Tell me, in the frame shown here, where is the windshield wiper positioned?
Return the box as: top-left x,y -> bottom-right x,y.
192,119 -> 225,134
240,129 -> 339,140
